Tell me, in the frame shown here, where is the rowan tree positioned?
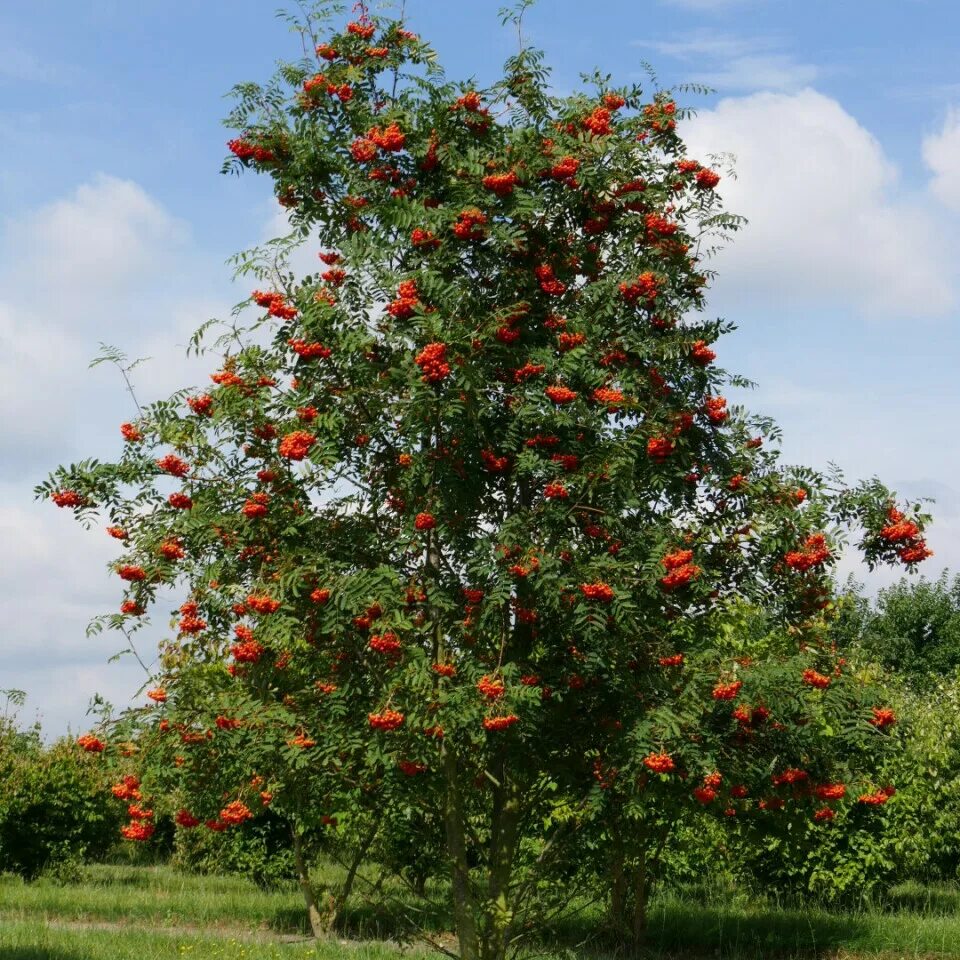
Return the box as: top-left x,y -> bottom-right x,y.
45,3 -> 931,956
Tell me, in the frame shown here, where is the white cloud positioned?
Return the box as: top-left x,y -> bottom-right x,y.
0,302 -> 87,473
649,35 -> 772,59
694,54 -> 818,92
737,373 -> 960,488
923,107 -> 960,213
2,174 -> 189,307
659,0 -> 754,10
0,175 -> 238,735
645,33 -> 817,91
0,175 -> 231,475
682,89 -> 955,317
0,497 -> 156,736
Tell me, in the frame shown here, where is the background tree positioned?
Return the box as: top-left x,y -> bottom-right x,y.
835,573 -> 960,679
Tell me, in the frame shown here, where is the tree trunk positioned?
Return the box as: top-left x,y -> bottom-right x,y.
482,770 -> 521,960
444,746 -> 480,960
331,821 -> 377,930
609,843 -> 627,937
607,807 -> 626,928
606,817 -> 649,952
631,855 -> 648,945
291,827 -> 334,938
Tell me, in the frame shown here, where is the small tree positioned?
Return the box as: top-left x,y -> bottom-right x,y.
44,3 -> 931,955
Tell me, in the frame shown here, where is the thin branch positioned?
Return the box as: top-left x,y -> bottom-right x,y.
117,626 -> 153,677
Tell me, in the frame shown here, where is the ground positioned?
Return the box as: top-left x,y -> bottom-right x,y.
2,864 -> 960,959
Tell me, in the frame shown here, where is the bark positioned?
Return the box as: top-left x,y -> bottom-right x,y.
631,855 -> 648,944
606,816 -> 650,951
444,746 -> 480,960
291,827 -> 333,938
609,841 -> 627,934
482,765 -> 521,960
333,821 -> 378,929
607,806 -> 629,939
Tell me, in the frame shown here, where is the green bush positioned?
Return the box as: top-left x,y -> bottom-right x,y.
872,676 -> 960,884
0,713 -> 121,879
717,670 -> 960,903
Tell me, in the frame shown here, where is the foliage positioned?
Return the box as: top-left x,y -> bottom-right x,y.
836,573 -> 960,679
173,808 -> 297,888
876,675 -> 960,884
721,666 -> 960,903
0,711 -> 121,879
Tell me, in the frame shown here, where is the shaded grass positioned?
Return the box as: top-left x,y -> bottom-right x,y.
644,894 -> 960,957
0,862 -> 452,941
882,881 -> 960,916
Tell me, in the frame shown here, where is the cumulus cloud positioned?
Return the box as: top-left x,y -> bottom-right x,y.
0,175 -> 230,475
2,174 -> 189,313
682,89 -> 955,317
923,107 -> 960,213
0,303 -> 88,476
0,494 -> 157,735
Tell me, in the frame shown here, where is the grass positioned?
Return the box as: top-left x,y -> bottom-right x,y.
0,861 -> 452,940
3,864 -> 960,959
0,920 -> 406,960
0,864 -> 308,933
643,893 -> 960,957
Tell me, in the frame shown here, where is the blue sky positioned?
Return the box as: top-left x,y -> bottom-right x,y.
2,0 -> 959,734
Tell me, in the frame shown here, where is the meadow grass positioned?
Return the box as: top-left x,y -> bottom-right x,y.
0,919 -> 410,960
0,861 -> 452,939
3,864 -> 960,959
641,893 -> 960,957
0,864 -> 308,933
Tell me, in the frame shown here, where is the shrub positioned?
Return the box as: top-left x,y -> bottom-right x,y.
0,716 -> 121,879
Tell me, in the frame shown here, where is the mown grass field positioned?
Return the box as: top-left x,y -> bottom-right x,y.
3,864 -> 960,959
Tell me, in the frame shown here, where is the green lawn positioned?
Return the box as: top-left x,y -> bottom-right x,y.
3,864 -> 960,959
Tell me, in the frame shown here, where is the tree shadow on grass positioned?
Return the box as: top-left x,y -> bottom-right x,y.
268,888 -> 451,940
525,900 -> 880,960
639,901 -> 874,959
270,897 -> 882,959
75,873 -> 147,889
268,905 -> 312,936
